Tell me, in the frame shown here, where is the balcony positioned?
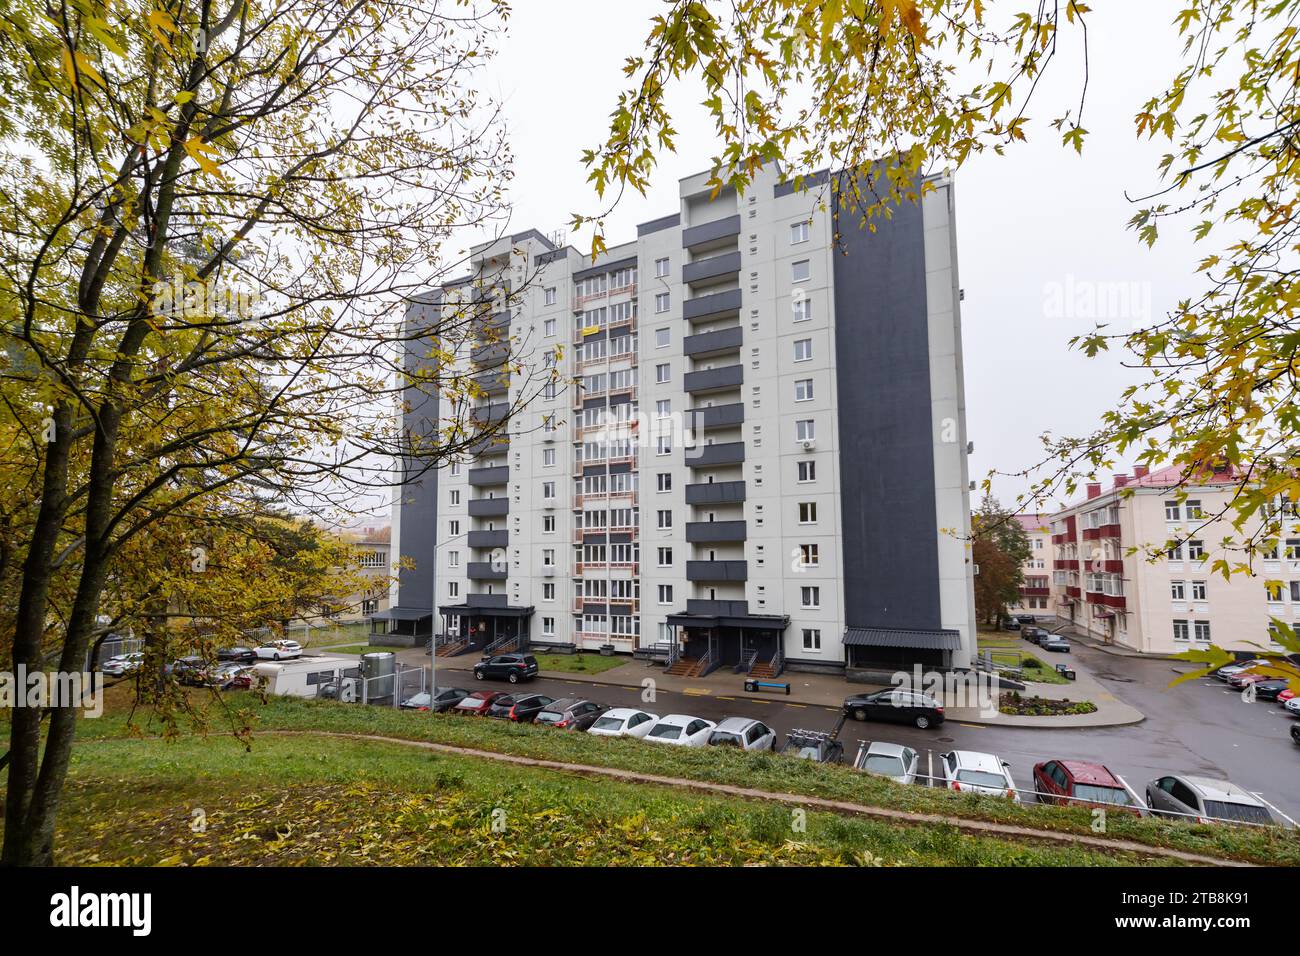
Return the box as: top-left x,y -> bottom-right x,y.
685,520 -> 747,543
1098,522 -> 1122,539
687,402 -> 744,431
467,434 -> 508,456
1101,559 -> 1124,573
681,214 -> 741,252
685,480 -> 746,505
472,370 -> 509,396
1020,587 -> 1051,597
467,529 -> 508,549
466,561 -> 507,581
470,402 -> 509,425
683,288 -> 742,325
1053,559 -> 1078,570
683,364 -> 743,395
1101,593 -> 1127,610
1065,586 -> 1081,599
685,442 -> 746,469
683,250 -> 742,288
470,342 -> 509,367
467,465 -> 509,486
685,560 -> 748,582
683,325 -> 742,358
467,497 -> 509,517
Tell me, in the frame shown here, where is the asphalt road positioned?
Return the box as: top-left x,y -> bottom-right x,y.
432,642 -> 1300,822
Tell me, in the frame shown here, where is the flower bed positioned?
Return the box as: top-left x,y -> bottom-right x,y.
998,692 -> 1098,717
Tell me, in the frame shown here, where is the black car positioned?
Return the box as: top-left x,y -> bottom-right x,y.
843,689 -> 945,729
486,693 -> 556,722
473,653 -> 540,683
535,698 -> 607,731
1001,618 -> 1020,631
1016,614 -> 1036,625
1250,679 -> 1291,701
400,686 -> 472,711
1292,723 -> 1300,745
217,646 -> 257,663
170,655 -> 213,686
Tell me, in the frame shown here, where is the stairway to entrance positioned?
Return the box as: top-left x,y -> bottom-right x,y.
665,657 -> 710,678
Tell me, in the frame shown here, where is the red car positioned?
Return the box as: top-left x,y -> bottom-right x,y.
1032,759 -> 1143,815
1278,689 -> 1295,704
452,691 -> 507,716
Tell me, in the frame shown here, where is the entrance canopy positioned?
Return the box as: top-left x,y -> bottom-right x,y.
843,626 -> 961,670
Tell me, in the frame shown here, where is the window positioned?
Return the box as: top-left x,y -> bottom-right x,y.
799,544 -> 819,568
543,414 -> 557,435
795,419 -> 815,442
657,547 -> 673,567
1172,619 -> 1189,642
790,220 -> 810,244
1193,621 -> 1211,643
542,381 -> 558,400
793,338 -> 813,362
544,287 -> 557,306
542,448 -> 556,467
655,257 -> 669,278
798,501 -> 818,524
448,551 -> 460,568
655,327 -> 670,348
448,520 -> 460,536
792,297 -> 812,322
1164,502 -> 1180,521
658,584 -> 673,604
447,581 -> 459,598
543,514 -> 555,533
655,292 -> 670,313
543,481 -> 556,500
797,460 -> 816,483
543,317 -> 556,337
1170,581 -> 1185,601
542,617 -> 555,636
657,510 -> 672,529
1187,539 -> 1204,560
542,549 -> 555,568
802,628 -> 821,651
449,489 -> 460,505
1185,499 -> 1203,519
542,583 -> 555,601
792,259 -> 810,282
1166,543 -> 1183,561
1267,581 -> 1285,602
656,435 -> 671,455
794,378 -> 813,402
1290,581 -> 1300,603
1191,580 -> 1207,601
800,586 -> 821,609
655,363 -> 670,383
450,461 -> 461,476
655,399 -> 671,418
656,472 -> 672,492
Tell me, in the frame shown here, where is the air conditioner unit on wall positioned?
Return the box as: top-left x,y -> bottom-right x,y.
801,440 -> 815,451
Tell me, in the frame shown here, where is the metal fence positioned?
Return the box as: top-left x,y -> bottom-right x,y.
85,634 -> 143,672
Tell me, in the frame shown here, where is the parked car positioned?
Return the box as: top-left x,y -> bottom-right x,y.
100,652 -> 144,676
1250,679 -> 1292,701
254,640 -> 302,661
1145,774 -> 1275,826
453,691 -> 507,715
707,717 -> 776,752
487,693 -> 556,722
1285,696 -> 1300,716
1278,688 -> 1295,704
940,750 -> 1020,802
1228,670 -> 1276,689
1019,624 -> 1039,639
536,698 -> 607,731
1214,658 -> 1270,682
856,741 -> 919,784
170,655 -> 212,686
1001,618 -> 1020,631
843,689 -> 945,729
217,646 -> 257,663
472,652 -> 539,683
1039,635 -> 1071,653
1032,759 -> 1141,814
587,707 -> 659,738
643,714 -> 716,747
214,662 -> 254,690
1292,723 -> 1300,745
401,687 -> 472,712
1016,614 -> 1036,625
778,729 -> 845,764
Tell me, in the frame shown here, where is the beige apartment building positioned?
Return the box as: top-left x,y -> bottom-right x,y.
1044,465 -> 1294,655
1009,513 -> 1051,614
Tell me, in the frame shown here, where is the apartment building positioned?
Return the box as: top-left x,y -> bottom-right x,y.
1009,513 -> 1051,614
1047,465 -> 1296,655
377,161 -> 976,680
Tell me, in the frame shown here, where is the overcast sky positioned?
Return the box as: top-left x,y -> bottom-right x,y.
440,2 -> 1203,516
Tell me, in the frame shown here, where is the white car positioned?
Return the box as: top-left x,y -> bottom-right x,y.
1214,659 -> 1269,682
587,708 -> 660,738
101,652 -> 144,676
706,717 -> 776,751
255,640 -> 302,661
940,750 -> 1020,802
1285,696 -> 1300,716
857,741 -> 920,784
643,714 -> 716,747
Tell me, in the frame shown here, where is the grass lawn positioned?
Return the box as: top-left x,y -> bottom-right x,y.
317,643 -> 388,656
57,691 -> 1300,866
530,652 -> 630,676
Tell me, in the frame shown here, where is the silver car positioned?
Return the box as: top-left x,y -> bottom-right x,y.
855,741 -> 920,784
706,717 -> 776,751
1144,774 -> 1276,826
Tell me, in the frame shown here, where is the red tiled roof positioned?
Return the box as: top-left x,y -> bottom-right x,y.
1127,463 -> 1236,488
1012,513 -> 1051,533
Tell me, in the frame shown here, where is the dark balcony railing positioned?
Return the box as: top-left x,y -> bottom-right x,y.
683,325 -> 742,357
681,214 -> 741,251
467,434 -> 509,456
684,480 -> 746,505
687,402 -> 744,431
685,520 -> 747,543
471,342 -> 510,367
466,561 -> 507,580
473,370 -> 509,396
470,402 -> 509,424
685,559 -> 748,582
686,598 -> 750,616
467,529 -> 508,549
467,497 -> 509,517
685,442 -> 745,469
683,250 -> 742,287
467,465 -> 509,486
683,288 -> 742,325
683,364 -> 743,394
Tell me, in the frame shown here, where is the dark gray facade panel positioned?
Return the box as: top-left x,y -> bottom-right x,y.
681,214 -> 741,249
572,255 -> 638,282
773,168 -> 830,197
832,173 -> 941,632
396,297 -> 441,611
637,213 -> 681,236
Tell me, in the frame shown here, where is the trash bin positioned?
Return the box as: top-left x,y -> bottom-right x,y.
599,644 -> 615,657
1055,663 -> 1076,680
744,679 -> 757,693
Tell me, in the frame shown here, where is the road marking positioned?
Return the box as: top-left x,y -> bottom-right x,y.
682,688 -> 711,696
957,723 -> 984,729
716,696 -> 736,701
786,703 -> 806,708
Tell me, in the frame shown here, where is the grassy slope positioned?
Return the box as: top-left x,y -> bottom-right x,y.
62,693 -> 1300,866
57,734 -> 1163,866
